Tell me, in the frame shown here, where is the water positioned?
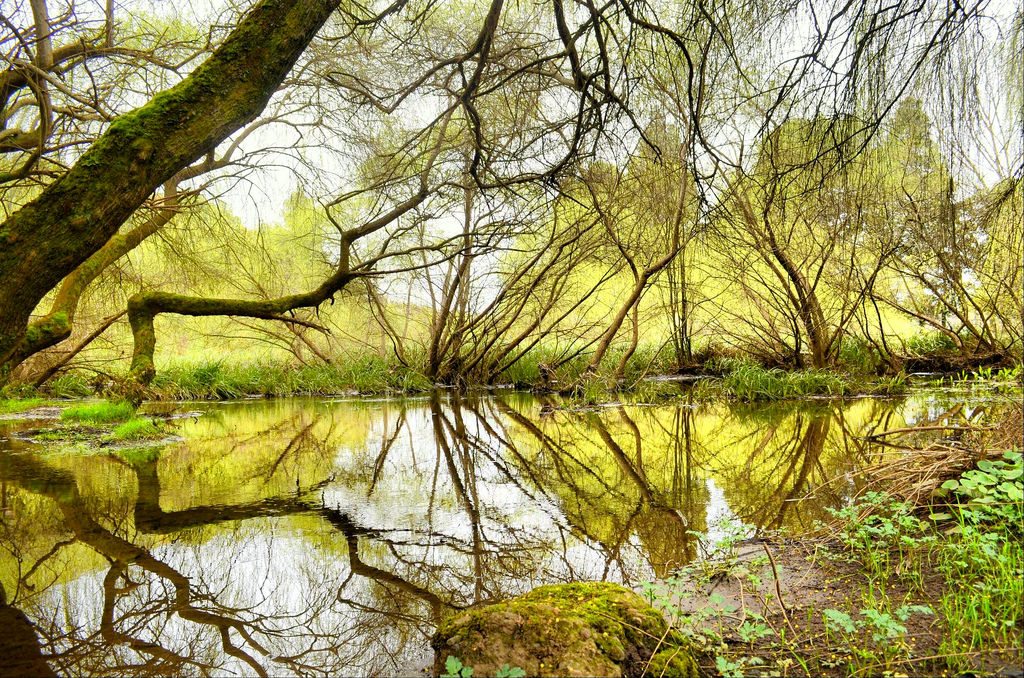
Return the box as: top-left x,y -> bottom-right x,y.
0,387 -> 1012,676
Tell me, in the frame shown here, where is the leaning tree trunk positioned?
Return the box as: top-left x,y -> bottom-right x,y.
0,0 -> 340,378
5,182 -> 183,374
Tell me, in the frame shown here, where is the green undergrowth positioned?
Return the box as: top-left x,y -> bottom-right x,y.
698,360 -> 852,401
930,364 -> 1024,390
723,363 -> 850,400
693,360 -> 912,402
642,449 -> 1023,677
150,358 -> 432,399
11,340 -> 1013,405
48,372 -> 96,398
60,400 -> 136,423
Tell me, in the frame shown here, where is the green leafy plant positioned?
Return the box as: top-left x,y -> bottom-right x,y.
715,654 -> 745,678
442,656 -> 473,678
940,451 -> 1023,527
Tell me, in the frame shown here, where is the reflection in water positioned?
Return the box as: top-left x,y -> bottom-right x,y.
0,389 -> 1004,676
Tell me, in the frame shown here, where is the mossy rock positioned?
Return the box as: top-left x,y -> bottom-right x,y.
431,582 -> 697,677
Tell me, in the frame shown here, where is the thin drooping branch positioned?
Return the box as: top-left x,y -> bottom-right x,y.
126,170 -> 441,384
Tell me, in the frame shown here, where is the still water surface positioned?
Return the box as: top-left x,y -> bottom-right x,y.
0,388 -> 1010,676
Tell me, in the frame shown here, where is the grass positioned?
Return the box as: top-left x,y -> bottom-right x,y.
48,372 -> 94,398
0,397 -> 46,413
111,417 -> 165,440
60,400 -> 136,423
903,331 -> 963,356
716,362 -> 851,401
818,466 -> 1022,675
7,336 -> 1010,404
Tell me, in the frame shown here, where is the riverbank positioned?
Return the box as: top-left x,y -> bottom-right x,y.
641,405 -> 1023,677
4,354 -> 1021,404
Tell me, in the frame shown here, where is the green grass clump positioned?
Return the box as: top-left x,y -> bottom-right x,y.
903,331 -> 962,356
111,417 -> 164,440
61,400 -> 136,423
837,337 -> 882,374
48,372 -> 94,398
0,397 -> 46,414
866,370 -> 909,395
493,346 -> 591,387
718,362 -> 850,401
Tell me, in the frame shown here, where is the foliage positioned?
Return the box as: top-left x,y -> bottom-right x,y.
903,332 -> 962,356
869,370 -> 909,395
441,657 -> 524,678
639,441 -> 1022,677
151,359 -> 431,399
48,372 -> 95,399
442,656 -> 474,678
939,450 -> 1023,529
818,459 -> 1023,674
836,338 -> 881,374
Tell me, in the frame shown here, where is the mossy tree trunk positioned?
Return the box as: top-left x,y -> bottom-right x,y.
5,181 -> 183,377
0,0 -> 340,379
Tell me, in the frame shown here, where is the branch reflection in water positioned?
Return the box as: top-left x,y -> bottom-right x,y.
0,389 -> 996,675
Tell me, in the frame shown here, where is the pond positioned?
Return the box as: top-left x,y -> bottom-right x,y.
0,387 -> 1013,676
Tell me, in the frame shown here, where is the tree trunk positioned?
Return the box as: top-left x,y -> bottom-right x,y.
587,277 -> 646,373
614,302 -> 640,380
0,0 -> 339,376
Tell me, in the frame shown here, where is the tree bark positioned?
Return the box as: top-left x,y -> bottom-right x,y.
0,0 -> 339,376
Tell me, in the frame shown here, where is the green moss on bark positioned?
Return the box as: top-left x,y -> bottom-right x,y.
432,582 -> 697,678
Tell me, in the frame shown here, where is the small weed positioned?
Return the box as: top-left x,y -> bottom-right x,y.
442,656 -> 473,678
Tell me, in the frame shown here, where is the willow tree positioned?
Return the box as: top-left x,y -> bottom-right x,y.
0,0 -> 341,379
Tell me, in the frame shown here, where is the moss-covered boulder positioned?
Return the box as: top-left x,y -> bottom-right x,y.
431,582 -> 697,677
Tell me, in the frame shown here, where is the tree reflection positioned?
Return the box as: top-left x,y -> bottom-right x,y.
0,391 -> 969,676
